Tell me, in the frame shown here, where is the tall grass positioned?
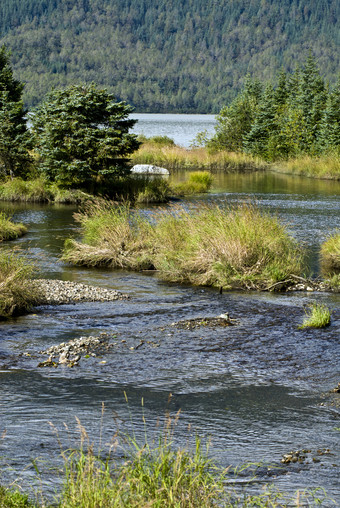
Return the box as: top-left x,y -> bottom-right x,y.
63,201 -> 305,290
0,178 -> 52,202
320,231 -> 340,276
0,251 -> 41,318
131,142 -> 266,172
0,212 -> 27,241
273,154 -> 340,180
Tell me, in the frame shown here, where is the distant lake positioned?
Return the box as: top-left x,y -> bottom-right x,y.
130,113 -> 216,147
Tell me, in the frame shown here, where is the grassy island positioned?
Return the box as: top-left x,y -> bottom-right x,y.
62,201 -> 305,291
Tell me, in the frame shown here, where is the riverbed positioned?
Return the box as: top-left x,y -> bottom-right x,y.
0,170 -> 339,503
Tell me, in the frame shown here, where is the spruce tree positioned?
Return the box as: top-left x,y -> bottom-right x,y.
318,78 -> 340,152
32,83 -> 140,189
0,45 -> 32,178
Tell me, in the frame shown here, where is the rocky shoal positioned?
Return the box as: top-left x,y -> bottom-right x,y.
31,279 -> 129,305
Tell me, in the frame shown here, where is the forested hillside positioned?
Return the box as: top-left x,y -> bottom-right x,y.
0,0 -> 339,112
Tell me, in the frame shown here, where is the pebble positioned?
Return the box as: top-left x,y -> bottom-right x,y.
31,279 -> 129,305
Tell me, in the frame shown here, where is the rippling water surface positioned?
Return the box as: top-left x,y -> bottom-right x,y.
0,171 -> 339,502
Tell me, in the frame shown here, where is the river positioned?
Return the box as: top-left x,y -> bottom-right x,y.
0,115 -> 339,504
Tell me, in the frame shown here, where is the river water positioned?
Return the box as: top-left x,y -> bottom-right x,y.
0,117 -> 339,504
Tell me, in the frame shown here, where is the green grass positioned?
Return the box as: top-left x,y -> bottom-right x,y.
0,486 -> 35,508
171,171 -> 214,196
320,231 -> 340,276
0,251 -> 41,318
299,302 -> 332,329
0,212 -> 27,241
273,154 -> 340,180
0,178 -> 52,202
62,201 -> 306,291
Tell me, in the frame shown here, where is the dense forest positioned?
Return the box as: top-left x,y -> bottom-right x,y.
0,0 -> 339,112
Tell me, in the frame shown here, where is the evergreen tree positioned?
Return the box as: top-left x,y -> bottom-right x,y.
318,78 -> 340,152
32,83 -> 140,189
208,76 -> 262,151
0,45 -> 32,178
243,83 -> 279,160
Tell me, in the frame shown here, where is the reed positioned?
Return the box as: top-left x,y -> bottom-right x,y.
0,212 -> 27,241
63,201 -> 305,291
299,302 -> 331,329
273,154 -> 340,180
0,251 -> 41,318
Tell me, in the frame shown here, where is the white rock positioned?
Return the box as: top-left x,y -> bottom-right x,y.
131,164 -> 169,175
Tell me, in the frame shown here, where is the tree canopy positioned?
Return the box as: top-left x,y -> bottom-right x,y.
32,83 -> 140,189
0,0 -> 339,112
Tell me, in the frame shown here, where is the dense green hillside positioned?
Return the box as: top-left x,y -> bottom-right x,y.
0,0 -> 339,112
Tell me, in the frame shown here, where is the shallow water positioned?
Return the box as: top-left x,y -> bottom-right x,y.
0,172 -> 339,502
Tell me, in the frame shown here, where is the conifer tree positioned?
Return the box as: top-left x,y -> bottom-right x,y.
0,45 -> 32,178
318,78 -> 340,152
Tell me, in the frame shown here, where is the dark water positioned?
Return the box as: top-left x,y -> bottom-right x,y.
0,172 -> 339,503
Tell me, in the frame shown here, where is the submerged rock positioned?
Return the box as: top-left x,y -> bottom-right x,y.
171,314 -> 237,330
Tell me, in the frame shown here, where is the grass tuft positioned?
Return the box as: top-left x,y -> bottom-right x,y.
0,251 -> 41,318
172,171 -> 214,195
299,302 -> 331,329
320,231 -> 340,277
0,212 -> 27,241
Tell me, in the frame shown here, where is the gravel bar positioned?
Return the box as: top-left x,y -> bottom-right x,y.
31,279 -> 129,305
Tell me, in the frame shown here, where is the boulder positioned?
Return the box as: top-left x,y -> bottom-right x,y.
131,164 -> 169,175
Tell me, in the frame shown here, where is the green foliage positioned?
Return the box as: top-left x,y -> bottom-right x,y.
0,1 -> 339,112
299,302 -> 331,329
32,83 -> 140,190
0,45 -> 32,177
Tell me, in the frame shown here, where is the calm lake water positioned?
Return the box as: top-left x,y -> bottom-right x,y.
0,115 -> 339,503
131,113 -> 216,147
